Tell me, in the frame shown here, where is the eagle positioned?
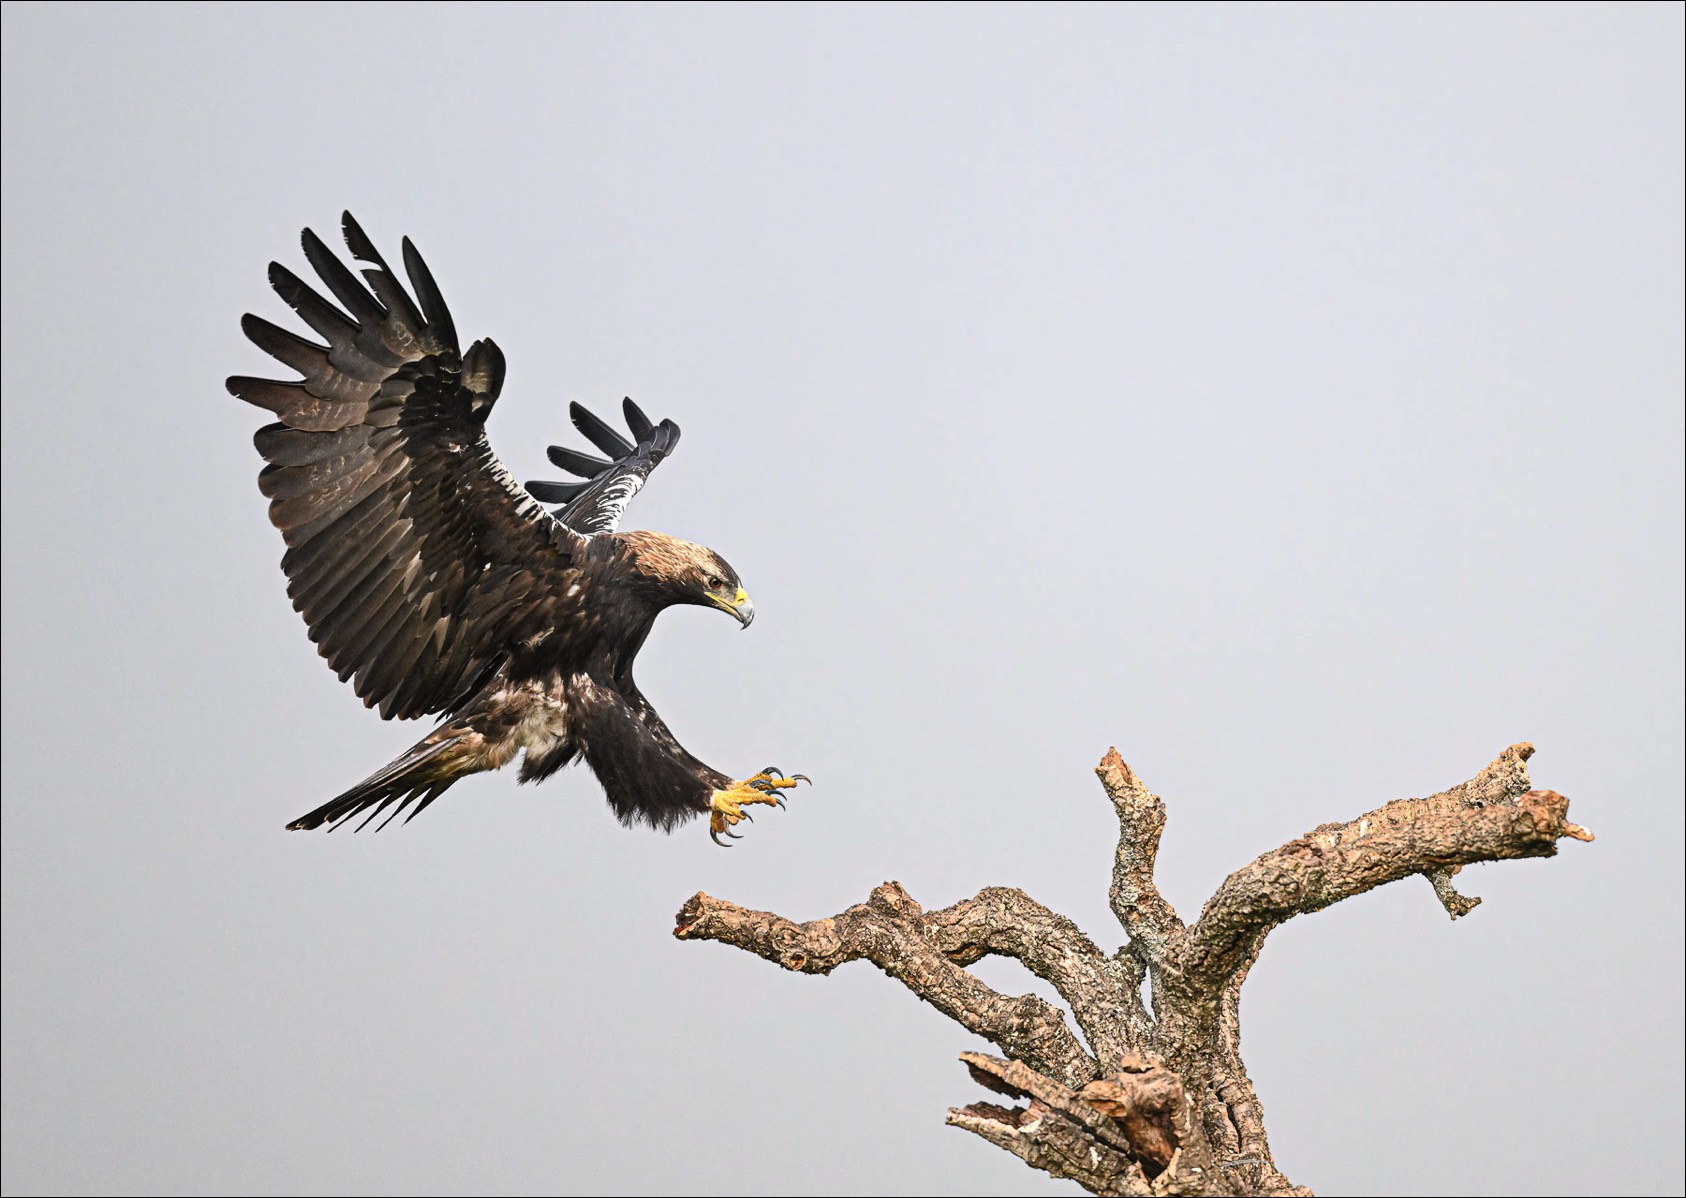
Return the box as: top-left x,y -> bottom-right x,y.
229,213 -> 805,844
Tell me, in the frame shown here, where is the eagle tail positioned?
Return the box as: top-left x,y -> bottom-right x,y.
286,735 -> 465,832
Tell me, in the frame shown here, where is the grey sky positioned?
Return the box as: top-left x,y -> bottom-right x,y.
2,3 -> 1680,1195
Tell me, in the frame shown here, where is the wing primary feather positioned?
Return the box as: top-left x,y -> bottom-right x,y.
525,479 -> 589,503
300,227 -> 388,326
547,446 -> 614,478
228,375 -> 366,432
268,263 -> 357,345
340,211 -> 384,266
401,236 -> 458,352
340,213 -> 430,341
241,315 -> 384,400
362,268 -> 429,348
622,398 -> 654,441
240,312 -> 329,367
569,402 -> 636,458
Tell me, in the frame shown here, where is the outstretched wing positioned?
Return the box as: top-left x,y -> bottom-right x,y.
525,398 -> 681,535
229,212 -> 583,720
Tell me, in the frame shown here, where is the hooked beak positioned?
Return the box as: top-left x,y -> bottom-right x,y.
709,586 -> 755,629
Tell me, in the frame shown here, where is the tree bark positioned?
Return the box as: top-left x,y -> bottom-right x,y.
673,742 -> 1592,1195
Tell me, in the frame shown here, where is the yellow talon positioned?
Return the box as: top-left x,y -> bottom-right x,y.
708,770 -> 812,846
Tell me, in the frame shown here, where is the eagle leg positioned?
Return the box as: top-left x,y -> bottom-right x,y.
708,771 -> 811,846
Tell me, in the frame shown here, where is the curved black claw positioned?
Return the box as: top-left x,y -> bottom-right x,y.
791,774 -> 812,785
710,827 -> 740,848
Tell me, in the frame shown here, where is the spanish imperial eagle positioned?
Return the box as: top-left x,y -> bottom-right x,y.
229,213 -> 804,843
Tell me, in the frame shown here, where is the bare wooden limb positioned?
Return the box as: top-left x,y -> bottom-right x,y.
673,881 -> 1098,1088
947,1100 -> 1150,1196
1426,865 -> 1482,918
961,1052 -> 1144,1157
1096,748 -> 1184,962
1179,748 -> 1589,999
923,887 -> 1142,1068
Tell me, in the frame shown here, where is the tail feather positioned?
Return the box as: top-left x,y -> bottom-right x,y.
347,790 -> 405,834
403,780 -> 454,826
287,736 -> 464,831
369,786 -> 428,832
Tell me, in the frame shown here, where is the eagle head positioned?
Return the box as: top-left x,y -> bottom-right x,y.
619,531 -> 754,628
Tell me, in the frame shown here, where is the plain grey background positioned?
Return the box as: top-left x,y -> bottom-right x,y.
3,3 -> 1681,1195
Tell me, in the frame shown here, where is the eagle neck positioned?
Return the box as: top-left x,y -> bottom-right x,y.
595,609 -> 656,691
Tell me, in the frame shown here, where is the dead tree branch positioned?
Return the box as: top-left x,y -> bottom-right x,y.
674,881 -> 1096,1088
674,742 -> 1592,1195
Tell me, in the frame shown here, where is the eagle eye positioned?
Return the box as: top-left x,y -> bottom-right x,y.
707,575 -> 723,590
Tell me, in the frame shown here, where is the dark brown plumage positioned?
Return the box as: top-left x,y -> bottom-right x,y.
231,213 -> 799,839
